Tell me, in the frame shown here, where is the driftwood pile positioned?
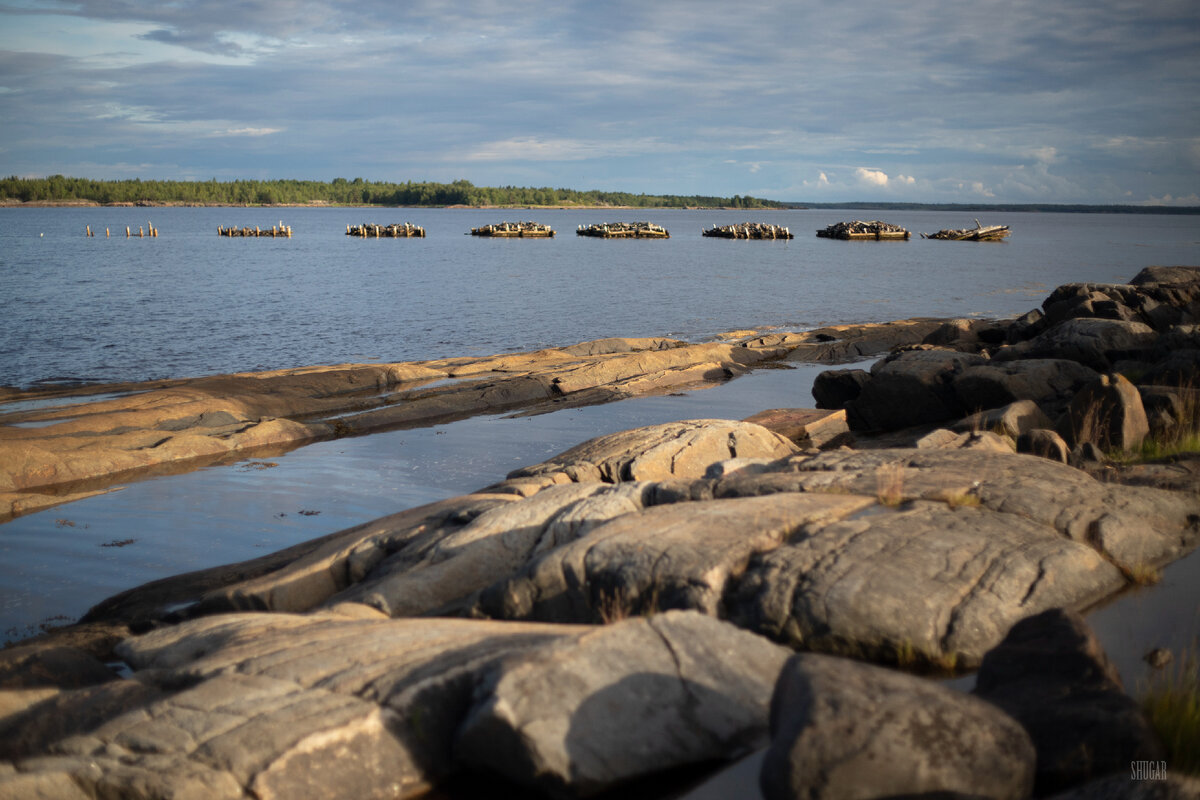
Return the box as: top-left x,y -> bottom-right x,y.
469,221 -> 555,238
576,222 -> 670,239
701,222 -> 793,239
816,220 -> 910,240
347,223 -> 426,238
218,224 -> 292,238
921,219 -> 1010,241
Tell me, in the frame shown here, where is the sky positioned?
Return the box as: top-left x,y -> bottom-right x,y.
0,0 -> 1198,204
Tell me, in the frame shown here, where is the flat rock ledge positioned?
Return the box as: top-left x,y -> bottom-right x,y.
0,321 -> 945,521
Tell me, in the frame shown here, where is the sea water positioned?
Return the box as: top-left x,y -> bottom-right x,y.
2,206 -> 1197,388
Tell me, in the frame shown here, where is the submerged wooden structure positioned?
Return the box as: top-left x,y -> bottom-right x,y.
816,220 -> 910,240
347,223 -> 426,238
701,222 -> 793,239
469,221 -> 555,238
576,221 -> 669,239
921,219 -> 1010,241
219,223 -> 292,238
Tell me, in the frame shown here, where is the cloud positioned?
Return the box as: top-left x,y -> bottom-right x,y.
855,167 -> 889,187
1144,193 -> 1200,206
1,0 -> 1198,201
207,127 -> 282,137
460,136 -> 671,163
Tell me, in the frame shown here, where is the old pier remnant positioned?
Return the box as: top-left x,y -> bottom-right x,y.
816,220 -> 910,240
218,222 -> 293,238
922,220 -> 1010,241
469,221 -> 555,238
701,222 -> 793,239
576,221 -> 670,239
347,222 -> 426,238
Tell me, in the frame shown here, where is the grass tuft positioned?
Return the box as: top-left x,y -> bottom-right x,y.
875,462 -> 906,507
1140,644 -> 1200,774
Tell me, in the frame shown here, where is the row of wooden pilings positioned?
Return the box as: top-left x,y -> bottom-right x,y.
85,223 -> 157,238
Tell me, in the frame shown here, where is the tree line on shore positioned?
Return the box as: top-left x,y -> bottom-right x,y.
0,176 -> 784,209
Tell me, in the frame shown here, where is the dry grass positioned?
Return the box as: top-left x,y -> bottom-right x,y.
874,462 -> 906,506
1140,644 -> 1200,774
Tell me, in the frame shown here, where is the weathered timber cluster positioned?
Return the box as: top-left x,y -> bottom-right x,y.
576,221 -> 670,238
347,222 -> 426,238
701,222 -> 793,239
218,223 -> 293,238
469,221 -> 555,237
922,219 -> 1011,241
816,220 -> 911,240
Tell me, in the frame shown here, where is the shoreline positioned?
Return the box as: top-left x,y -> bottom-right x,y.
0,320 -> 947,521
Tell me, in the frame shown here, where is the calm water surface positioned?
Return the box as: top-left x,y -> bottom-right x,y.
2,207 -> 1198,387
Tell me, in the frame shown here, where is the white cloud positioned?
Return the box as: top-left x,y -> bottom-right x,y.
1144,193 -> 1200,206
208,127 -> 282,137
460,136 -> 670,162
855,167 -> 889,187
896,174 -> 916,185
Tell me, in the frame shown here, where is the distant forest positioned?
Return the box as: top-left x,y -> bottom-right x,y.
0,176 -> 784,209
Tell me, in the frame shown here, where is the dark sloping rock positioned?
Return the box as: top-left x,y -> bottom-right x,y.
0,644 -> 117,690
846,350 -> 988,431
760,652 -> 1035,800
455,611 -> 790,797
952,359 -> 1099,416
994,318 -> 1159,372
974,608 -> 1167,796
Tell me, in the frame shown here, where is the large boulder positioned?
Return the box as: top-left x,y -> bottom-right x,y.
952,359 -> 1099,416
1059,373 -> 1151,453
974,609 -> 1167,795
761,652 -> 1035,800
993,318 -> 1159,372
811,368 -> 870,410
846,350 -> 988,431
455,610 -> 790,796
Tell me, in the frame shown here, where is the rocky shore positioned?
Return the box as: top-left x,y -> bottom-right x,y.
2,267 -> 1200,798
